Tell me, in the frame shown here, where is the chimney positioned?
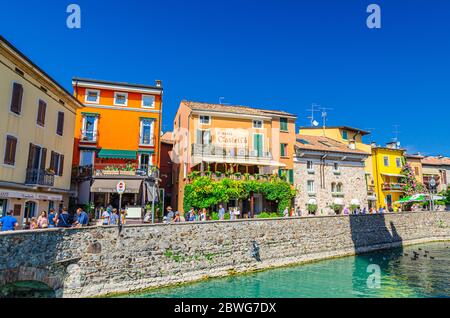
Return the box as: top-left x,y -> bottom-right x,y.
348,139 -> 356,150
386,141 -> 399,149
155,80 -> 162,87
371,142 -> 377,148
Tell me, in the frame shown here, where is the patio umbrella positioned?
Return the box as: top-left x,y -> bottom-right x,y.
394,196 -> 413,204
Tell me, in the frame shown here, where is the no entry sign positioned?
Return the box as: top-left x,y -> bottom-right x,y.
116,181 -> 126,194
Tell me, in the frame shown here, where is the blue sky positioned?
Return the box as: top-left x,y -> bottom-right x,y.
1,0 -> 449,155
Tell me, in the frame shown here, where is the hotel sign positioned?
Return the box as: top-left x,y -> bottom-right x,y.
0,189 -> 62,201
215,129 -> 249,147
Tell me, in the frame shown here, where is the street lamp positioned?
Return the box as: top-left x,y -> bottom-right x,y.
429,176 -> 436,211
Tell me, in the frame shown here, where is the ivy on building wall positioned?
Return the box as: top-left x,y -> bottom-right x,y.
183,176 -> 296,213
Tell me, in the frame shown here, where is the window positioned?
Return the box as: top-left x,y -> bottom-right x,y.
37,99 -> 47,126
199,115 -> 210,125
253,120 -> 263,129
85,89 -> 100,104
10,82 -> 23,115
56,112 -> 64,136
383,156 -> 389,167
140,119 -> 155,145
396,157 -> 402,168
4,135 -> 17,166
114,92 -> 128,106
50,151 -> 64,176
80,150 -> 94,167
280,117 -> 288,131
142,95 -> 155,108
333,162 -> 339,171
307,161 -> 314,170
342,130 -> 348,140
280,143 -> 288,157
337,183 -> 343,192
82,115 -> 97,141
196,129 -> 211,145
307,180 -> 315,193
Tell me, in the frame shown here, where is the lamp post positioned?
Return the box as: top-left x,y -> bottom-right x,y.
429,177 -> 436,211
151,179 -> 159,224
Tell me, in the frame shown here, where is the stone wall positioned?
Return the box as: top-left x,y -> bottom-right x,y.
0,211 -> 449,298
294,161 -> 368,215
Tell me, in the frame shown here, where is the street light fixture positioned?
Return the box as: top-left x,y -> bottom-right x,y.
429,176 -> 436,211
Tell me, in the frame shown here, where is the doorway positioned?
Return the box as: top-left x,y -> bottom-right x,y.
24,201 -> 37,226
386,194 -> 392,208
0,199 -> 7,217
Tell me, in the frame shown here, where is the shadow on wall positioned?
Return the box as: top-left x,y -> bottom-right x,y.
349,214 -> 403,296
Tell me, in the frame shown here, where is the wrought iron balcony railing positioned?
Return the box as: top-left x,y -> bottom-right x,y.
25,168 -> 55,187
72,164 -> 159,179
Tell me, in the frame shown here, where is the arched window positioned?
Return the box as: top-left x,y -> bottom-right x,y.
331,182 -> 336,193
337,183 -> 343,193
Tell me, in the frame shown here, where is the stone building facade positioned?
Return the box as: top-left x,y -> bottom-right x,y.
294,134 -> 370,215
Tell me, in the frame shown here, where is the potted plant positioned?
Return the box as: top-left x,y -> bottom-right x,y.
307,203 -> 318,215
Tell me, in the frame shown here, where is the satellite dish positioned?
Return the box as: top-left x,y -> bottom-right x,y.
312,120 -> 319,127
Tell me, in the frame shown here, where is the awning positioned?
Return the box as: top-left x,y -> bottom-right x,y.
351,199 -> 360,206
138,150 -> 155,155
334,198 -> 344,205
367,195 -> 377,201
381,173 -> 404,178
199,157 -> 286,167
308,198 -> 317,205
97,149 -> 137,159
0,188 -> 63,201
91,179 -> 142,194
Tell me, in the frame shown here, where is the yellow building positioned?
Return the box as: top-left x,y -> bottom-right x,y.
371,142 -> 406,209
299,126 -> 376,206
0,36 -> 83,227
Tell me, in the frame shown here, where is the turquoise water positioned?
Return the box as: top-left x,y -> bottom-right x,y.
127,242 -> 450,298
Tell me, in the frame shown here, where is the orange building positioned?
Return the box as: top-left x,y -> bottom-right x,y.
171,100 -> 297,213
71,78 -> 163,213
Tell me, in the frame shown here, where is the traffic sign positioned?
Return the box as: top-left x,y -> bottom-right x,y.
116,181 -> 126,194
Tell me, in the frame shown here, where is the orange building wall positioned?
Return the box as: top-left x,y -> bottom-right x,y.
72,86 -> 162,167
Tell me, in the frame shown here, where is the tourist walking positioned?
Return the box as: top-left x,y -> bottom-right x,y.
343,206 -> 350,215
109,209 -> 119,225
57,208 -> 71,228
121,209 -> 127,225
101,207 -> 111,225
0,210 -> 19,232
30,217 -> 38,230
283,207 -> 289,218
218,204 -> 225,221
48,209 -> 56,228
73,208 -> 89,227
37,211 -> 49,229
165,206 -> 175,223
199,208 -> 207,222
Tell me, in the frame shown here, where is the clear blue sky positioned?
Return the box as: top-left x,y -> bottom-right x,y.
1,0 -> 449,156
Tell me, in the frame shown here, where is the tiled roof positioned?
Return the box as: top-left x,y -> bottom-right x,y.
295,134 -> 369,155
182,100 -> 296,117
161,131 -> 174,144
422,156 -> 450,166
299,126 -> 371,136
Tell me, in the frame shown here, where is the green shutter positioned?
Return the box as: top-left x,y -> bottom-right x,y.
280,118 -> 288,131
289,169 -> 294,184
254,134 -> 263,157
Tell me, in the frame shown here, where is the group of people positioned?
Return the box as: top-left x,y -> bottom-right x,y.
0,207 -> 90,232
161,205 -> 244,223
100,206 -> 127,226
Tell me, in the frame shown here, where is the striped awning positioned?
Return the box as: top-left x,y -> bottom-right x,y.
97,149 -> 137,159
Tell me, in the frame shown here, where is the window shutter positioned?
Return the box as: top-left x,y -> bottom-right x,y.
10,83 -> 23,114
59,155 -> 64,176
49,151 -> 55,172
27,143 -> 35,169
37,100 -> 47,126
57,112 -> 64,135
40,148 -> 47,170
4,136 -> 17,165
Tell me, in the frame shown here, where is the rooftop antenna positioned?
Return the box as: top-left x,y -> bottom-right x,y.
319,106 -> 333,129
219,97 -> 225,105
306,103 -> 320,127
392,124 -> 401,142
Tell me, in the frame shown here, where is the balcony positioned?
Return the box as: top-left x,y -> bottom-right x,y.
382,182 -> 405,192
80,130 -> 98,143
191,144 -> 273,165
139,135 -> 155,147
72,164 -> 159,179
25,169 -> 55,187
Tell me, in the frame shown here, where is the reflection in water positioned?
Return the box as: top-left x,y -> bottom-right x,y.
0,281 -> 56,298
123,242 -> 450,298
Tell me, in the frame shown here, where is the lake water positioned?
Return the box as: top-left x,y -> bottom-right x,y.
126,242 -> 450,298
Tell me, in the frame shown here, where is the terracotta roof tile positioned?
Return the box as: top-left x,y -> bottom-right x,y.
422,156 -> 450,166
161,131 -> 174,144
296,134 -> 369,155
182,100 -> 296,117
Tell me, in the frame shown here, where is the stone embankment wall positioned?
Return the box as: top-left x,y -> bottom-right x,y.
0,211 -> 449,297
